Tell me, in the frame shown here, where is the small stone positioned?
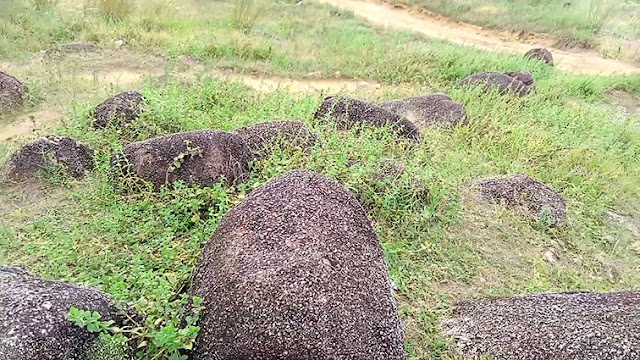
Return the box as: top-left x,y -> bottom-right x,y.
543,249 -> 558,263
631,242 -> 640,255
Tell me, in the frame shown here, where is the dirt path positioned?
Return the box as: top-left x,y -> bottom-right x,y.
315,0 -> 640,75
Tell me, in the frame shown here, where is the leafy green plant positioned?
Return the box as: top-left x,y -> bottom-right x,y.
69,307 -> 116,333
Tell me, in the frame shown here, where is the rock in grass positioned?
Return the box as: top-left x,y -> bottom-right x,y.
443,291 -> 640,360
44,42 -> 100,59
380,93 -> 467,128
460,71 -> 533,97
467,174 -> 566,225
0,266 -> 130,360
235,120 -> 317,157
93,91 -> 144,129
117,130 -> 252,189
190,170 -> 406,360
524,48 -> 554,65
1,135 -> 94,182
314,96 -> 422,142
0,70 -> 26,113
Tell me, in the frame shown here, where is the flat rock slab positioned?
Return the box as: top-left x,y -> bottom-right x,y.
461,71 -> 534,97
93,91 -> 144,129
0,70 -> 25,113
2,135 -> 94,182
0,266 -> 128,360
443,291 -> 640,360
235,120 -> 317,157
315,96 -> 422,142
380,93 -> 467,128
191,170 -> 405,359
43,42 -> 100,58
118,130 -> 252,189
467,174 -> 566,225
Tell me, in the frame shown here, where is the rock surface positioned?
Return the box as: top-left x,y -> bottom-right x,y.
118,130 -> 252,188
315,96 -> 422,141
468,174 -> 566,225
93,91 -> 144,129
443,291 -> 640,360
380,93 -> 467,128
460,71 -> 533,97
524,48 -> 554,65
2,135 -> 94,182
0,70 -> 26,113
236,120 -> 317,157
0,266 -> 129,360
190,170 -> 405,360
44,42 -> 100,58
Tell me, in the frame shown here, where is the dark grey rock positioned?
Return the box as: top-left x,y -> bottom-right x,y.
467,174 -> 566,225
0,266 -> 129,360
2,135 -> 94,182
461,72 -> 533,97
524,48 -> 554,65
314,96 -> 422,142
93,91 -> 144,129
380,93 -> 467,128
443,291 -> 640,360
236,120 -> 317,157
0,70 -> 25,113
116,130 -> 252,189
191,170 -> 405,360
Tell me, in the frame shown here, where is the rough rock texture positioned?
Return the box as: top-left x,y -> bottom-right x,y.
443,291 -> 640,360
468,174 -> 566,225
44,42 -> 100,58
190,170 -> 405,360
0,266 -> 128,360
118,130 -> 252,188
524,48 -> 554,65
380,93 -> 467,128
460,71 -> 533,97
2,135 -> 94,182
315,96 -> 422,142
93,91 -> 144,129
0,70 -> 26,113
505,71 -> 534,86
236,120 -> 317,157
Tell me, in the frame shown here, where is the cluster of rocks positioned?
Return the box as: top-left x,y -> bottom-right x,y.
0,267 -> 130,360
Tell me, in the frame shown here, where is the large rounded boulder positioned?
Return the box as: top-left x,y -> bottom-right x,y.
467,174 -> 566,225
235,120 -> 317,157
0,70 -> 26,113
93,91 -> 144,129
443,291 -> 640,359
0,266 -> 130,360
460,71 -> 534,97
315,96 -> 422,142
117,130 -> 252,189
2,135 -> 94,182
190,170 -> 405,360
380,93 -> 467,128
524,48 -> 554,66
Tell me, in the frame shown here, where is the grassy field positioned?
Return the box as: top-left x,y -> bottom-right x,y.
391,0 -> 640,61
1,0 -> 640,359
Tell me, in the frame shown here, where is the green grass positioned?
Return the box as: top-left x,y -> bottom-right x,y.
1,0 -> 640,359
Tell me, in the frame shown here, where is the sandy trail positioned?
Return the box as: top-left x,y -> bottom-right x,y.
315,0 -> 640,75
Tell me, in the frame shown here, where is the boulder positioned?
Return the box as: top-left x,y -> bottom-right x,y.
505,71 -> 534,86
44,42 -> 100,58
117,130 -> 252,188
460,72 -> 533,97
0,70 -> 26,113
2,135 -> 94,182
380,93 -> 467,128
236,120 -> 317,157
443,291 -> 640,360
314,96 -> 422,142
467,174 -> 566,225
190,170 -> 405,360
93,91 -> 144,129
0,266 -> 129,360
524,48 -> 554,65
